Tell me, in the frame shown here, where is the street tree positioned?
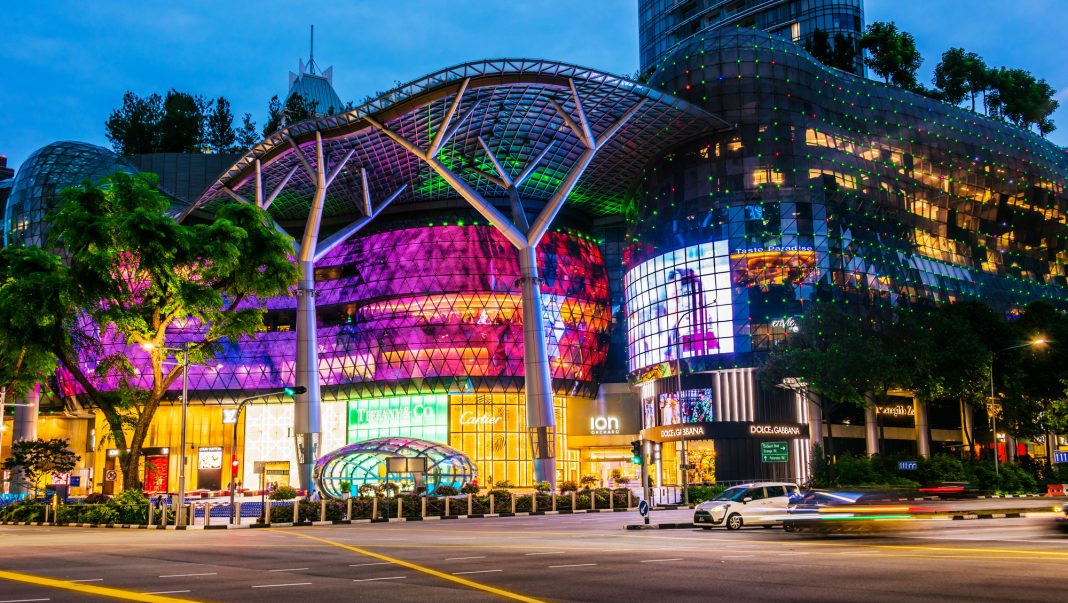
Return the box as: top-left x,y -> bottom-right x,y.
262,95 -> 283,137
1,438 -> 79,497
0,172 -> 299,490
860,21 -> 923,88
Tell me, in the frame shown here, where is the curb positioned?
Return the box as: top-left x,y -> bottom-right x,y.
2,506 -> 644,530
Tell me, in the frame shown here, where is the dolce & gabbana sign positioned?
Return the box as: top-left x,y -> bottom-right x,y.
749,424 -> 803,437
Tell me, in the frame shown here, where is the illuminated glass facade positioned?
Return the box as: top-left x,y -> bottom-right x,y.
627,28 -> 1068,380
638,0 -> 864,74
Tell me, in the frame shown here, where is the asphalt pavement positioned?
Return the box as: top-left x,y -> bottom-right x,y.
2,506 -> 1068,602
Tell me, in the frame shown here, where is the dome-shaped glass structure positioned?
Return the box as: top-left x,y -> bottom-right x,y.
3,141 -> 138,247
313,437 -> 477,499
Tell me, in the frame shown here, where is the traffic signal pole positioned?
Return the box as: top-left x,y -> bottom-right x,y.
641,439 -> 651,525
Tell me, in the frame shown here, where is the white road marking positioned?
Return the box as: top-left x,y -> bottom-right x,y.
268,568 -> 309,572
251,582 -> 312,588
69,579 -> 103,583
776,552 -> 809,556
549,563 -> 597,568
452,569 -> 502,576
353,576 -> 406,582
722,555 -> 754,559
159,573 -> 216,578
445,556 -> 486,561
0,599 -> 51,602
525,551 -> 565,555
639,558 -> 683,563
144,591 -> 192,595
349,562 -> 391,567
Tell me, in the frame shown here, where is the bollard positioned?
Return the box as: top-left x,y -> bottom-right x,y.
162,502 -> 169,527
206,503 -> 212,527
467,494 -> 473,516
571,491 -> 577,510
511,494 -> 516,514
396,497 -> 403,519
552,493 -> 556,512
148,503 -> 154,526
43,505 -> 49,523
373,497 -> 379,520
346,497 -> 352,521
489,494 -> 494,515
532,492 -> 537,513
591,491 -> 596,511
421,496 -> 427,518
293,499 -> 300,523
610,491 -> 614,510
265,498 -> 271,526
628,490 -> 632,509
320,499 -> 327,522
444,496 -> 450,517
234,502 -> 240,526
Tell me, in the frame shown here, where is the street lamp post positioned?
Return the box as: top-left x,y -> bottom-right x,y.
228,387 -> 306,524
989,339 -> 1047,476
672,308 -> 696,506
143,342 -> 190,526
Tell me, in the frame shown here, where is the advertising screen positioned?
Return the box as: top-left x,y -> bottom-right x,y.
347,394 -> 449,444
645,389 -> 715,429
624,240 -> 734,373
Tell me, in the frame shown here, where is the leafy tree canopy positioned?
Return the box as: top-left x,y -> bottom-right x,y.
860,21 -> 923,88
0,172 -> 299,489
2,438 -> 79,497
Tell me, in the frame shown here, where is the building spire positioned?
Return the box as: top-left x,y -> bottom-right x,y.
308,25 -> 318,75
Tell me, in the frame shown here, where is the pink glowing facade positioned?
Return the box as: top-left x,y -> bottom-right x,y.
60,225 -> 610,400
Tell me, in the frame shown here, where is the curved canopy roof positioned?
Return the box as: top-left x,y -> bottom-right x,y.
194,59 -> 719,233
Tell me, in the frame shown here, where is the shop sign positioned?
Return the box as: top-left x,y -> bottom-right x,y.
222,408 -> 239,424
459,411 -> 502,426
749,424 -> 802,437
589,416 -> 620,435
347,395 -> 449,443
876,404 -> 915,416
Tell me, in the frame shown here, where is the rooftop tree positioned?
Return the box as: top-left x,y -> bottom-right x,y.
860,21 -> 923,88
0,172 -> 298,490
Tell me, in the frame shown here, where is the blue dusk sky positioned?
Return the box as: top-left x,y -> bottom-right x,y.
2,0 -> 1066,170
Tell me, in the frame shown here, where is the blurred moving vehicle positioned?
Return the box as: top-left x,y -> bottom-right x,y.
1054,503 -> 1068,534
693,482 -> 799,530
917,482 -> 979,499
782,490 -> 913,533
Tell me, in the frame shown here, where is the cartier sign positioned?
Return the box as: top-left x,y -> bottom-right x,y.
459,411 -> 502,426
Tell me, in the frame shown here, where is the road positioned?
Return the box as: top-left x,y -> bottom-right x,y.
2,508 -> 1068,602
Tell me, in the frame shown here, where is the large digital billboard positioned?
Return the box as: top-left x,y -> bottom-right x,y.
347,394 -> 449,444
624,240 -> 734,373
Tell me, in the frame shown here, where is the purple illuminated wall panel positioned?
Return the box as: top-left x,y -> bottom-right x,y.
59,226 -> 610,399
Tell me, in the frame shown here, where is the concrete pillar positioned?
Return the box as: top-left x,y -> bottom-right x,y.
12,384 -> 39,443
11,385 -> 40,495
864,405 -> 879,456
806,392 -> 824,454
914,398 -> 931,458
960,402 -> 975,457
518,245 -> 556,489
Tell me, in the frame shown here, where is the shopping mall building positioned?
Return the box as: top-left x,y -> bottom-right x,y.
3,1 -> 1067,497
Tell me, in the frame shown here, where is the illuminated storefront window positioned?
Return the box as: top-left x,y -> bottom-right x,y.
243,401 -> 347,489
448,393 -> 577,487
347,394 -> 449,443
624,240 -> 735,373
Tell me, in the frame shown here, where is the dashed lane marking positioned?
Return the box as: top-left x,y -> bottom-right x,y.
353,576 -> 406,582
250,583 -> 312,588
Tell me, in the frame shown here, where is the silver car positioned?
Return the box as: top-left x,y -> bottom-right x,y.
693,482 -> 800,530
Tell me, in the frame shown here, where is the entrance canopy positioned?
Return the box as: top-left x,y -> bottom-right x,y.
314,437 -> 477,498
191,58 -> 720,234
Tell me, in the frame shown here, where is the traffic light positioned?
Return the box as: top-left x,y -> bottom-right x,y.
231,458 -> 240,478
630,440 -> 643,465
283,386 -> 307,396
